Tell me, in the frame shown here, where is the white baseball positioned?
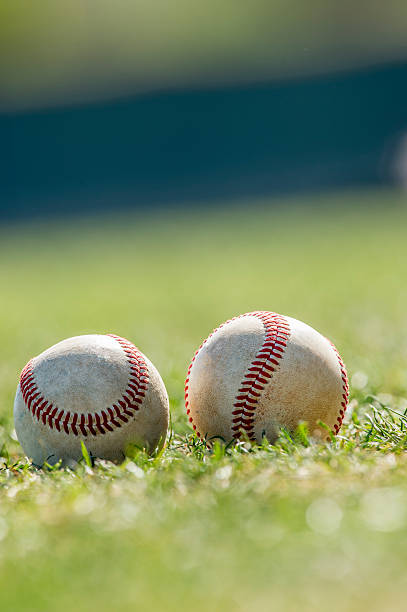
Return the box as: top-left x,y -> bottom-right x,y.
14,334 -> 169,466
185,311 -> 349,443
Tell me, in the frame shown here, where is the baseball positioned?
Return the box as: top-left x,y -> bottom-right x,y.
185,311 -> 349,443
14,334 -> 169,466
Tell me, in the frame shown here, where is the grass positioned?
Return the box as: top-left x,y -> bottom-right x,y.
1,188 -> 407,611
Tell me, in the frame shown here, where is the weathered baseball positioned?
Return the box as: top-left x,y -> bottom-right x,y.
185,311 -> 349,443
14,334 -> 169,466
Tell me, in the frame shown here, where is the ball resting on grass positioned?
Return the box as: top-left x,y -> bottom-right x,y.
14,334 -> 169,467
185,311 -> 349,444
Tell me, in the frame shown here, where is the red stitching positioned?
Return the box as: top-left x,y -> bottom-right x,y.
328,340 -> 349,436
184,311 -> 290,441
230,312 -> 290,441
19,334 -> 149,437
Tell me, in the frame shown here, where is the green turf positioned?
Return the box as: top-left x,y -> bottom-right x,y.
1,189 -> 407,611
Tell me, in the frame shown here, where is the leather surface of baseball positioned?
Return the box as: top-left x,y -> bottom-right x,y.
14,334 -> 169,466
185,311 -> 349,443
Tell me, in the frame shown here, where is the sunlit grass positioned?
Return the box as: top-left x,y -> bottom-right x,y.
0,188 -> 407,611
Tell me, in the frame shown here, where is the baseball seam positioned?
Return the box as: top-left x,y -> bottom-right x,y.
184,311 -> 290,441
329,340 -> 349,435
19,334 -> 149,437
231,312 -> 290,440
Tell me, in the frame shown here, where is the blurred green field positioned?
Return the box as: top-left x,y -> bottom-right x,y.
2,0 -> 407,110
1,189 -> 407,611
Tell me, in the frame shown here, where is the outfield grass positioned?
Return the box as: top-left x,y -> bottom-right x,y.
1,189 -> 407,611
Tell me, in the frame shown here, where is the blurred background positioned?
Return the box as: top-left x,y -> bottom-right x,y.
3,6 -> 407,611
2,0 -> 407,218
